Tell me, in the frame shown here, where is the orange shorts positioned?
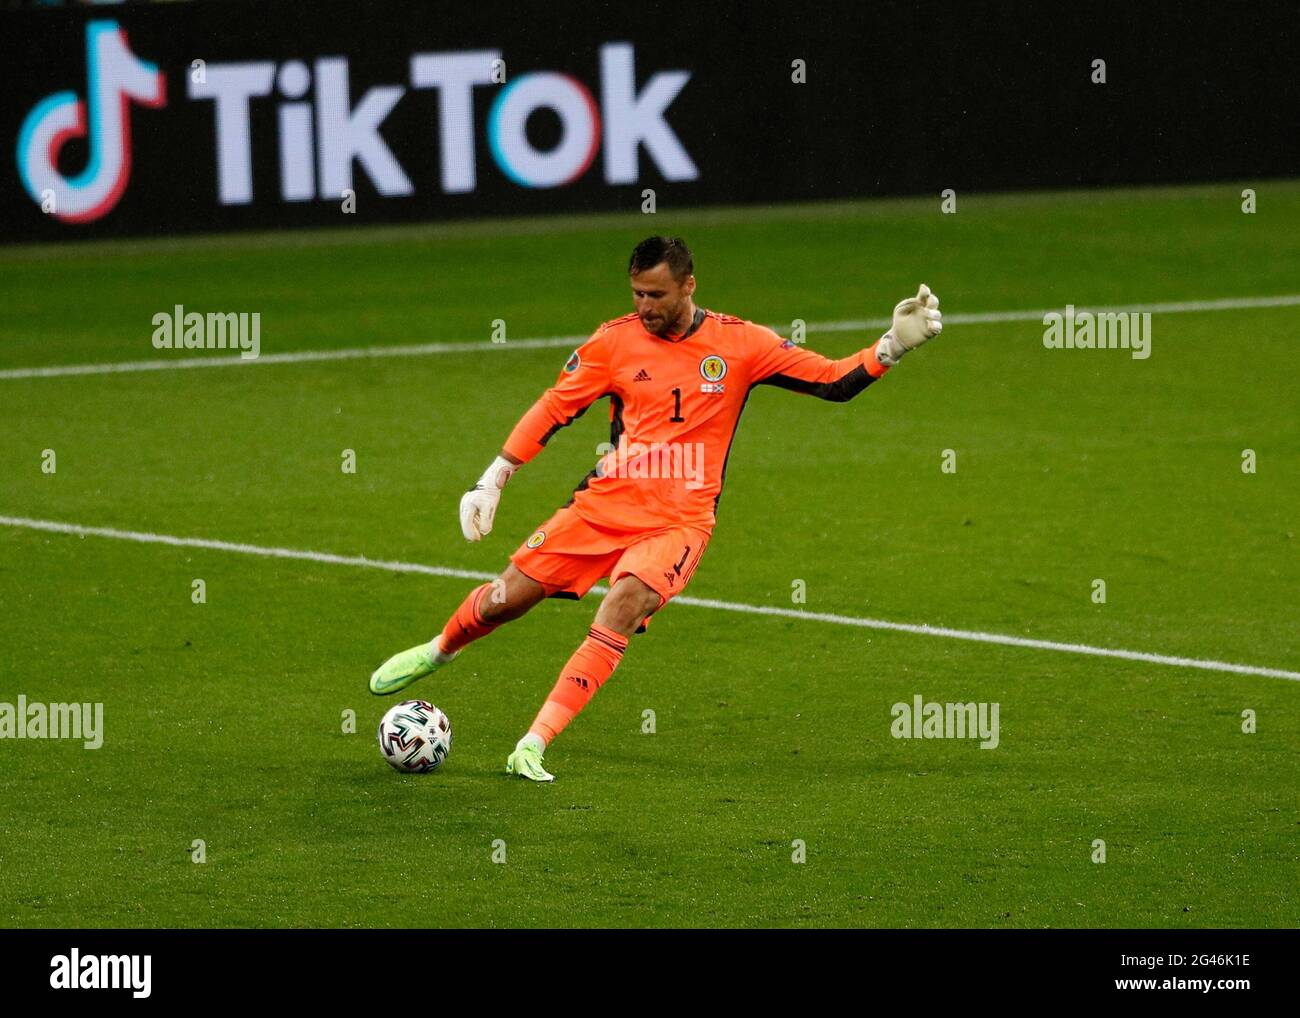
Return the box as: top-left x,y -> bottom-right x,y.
510,505 -> 711,614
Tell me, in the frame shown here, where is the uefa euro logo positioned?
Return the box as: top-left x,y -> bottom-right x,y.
16,20 -> 166,223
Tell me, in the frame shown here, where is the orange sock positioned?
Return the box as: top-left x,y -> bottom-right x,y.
529,623 -> 629,745
438,583 -> 499,655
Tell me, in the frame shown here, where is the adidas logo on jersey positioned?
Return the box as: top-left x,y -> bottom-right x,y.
633,369 -> 652,381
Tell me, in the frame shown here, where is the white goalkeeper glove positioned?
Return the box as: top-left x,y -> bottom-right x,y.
459,455 -> 517,542
876,283 -> 943,366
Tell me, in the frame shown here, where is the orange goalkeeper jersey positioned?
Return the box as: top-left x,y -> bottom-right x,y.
503,308 -> 891,531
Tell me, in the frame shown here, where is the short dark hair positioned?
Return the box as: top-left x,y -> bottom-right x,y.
629,236 -> 693,281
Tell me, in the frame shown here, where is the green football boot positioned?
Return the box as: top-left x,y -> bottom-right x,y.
368,638 -> 459,696
506,743 -> 555,782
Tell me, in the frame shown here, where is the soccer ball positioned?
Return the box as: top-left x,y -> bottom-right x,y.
377,699 -> 452,773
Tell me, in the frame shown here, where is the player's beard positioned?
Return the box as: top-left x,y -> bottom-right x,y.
640,299 -> 689,338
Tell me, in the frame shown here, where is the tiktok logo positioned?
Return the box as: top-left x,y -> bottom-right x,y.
16,20 -> 165,223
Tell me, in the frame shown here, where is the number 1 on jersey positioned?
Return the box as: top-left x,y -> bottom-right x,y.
669,387 -> 686,423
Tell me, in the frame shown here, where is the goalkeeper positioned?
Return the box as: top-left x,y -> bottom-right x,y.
369,236 -> 943,781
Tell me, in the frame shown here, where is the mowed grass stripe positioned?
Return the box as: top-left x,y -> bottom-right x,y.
2,294 -> 1298,381
3,513 -> 1297,683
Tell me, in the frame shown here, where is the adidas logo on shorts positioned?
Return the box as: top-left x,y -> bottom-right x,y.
633,369 -> 652,381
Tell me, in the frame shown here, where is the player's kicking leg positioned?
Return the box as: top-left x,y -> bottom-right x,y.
506,573 -> 662,782
369,564 -> 546,695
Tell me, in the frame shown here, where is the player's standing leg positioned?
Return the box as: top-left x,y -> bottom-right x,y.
369,564 -> 547,695
506,574 -> 661,782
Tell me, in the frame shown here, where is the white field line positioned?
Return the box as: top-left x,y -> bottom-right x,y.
3,294 -> 1299,381
3,513 -> 1297,683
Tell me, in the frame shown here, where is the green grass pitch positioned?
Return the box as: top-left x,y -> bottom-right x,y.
0,182 -> 1297,928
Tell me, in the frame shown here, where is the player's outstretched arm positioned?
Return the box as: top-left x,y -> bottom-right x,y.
750,284 -> 944,402
875,284 -> 943,366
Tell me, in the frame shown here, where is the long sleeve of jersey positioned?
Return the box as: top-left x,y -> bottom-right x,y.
747,323 -> 889,402
503,334 -> 613,464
